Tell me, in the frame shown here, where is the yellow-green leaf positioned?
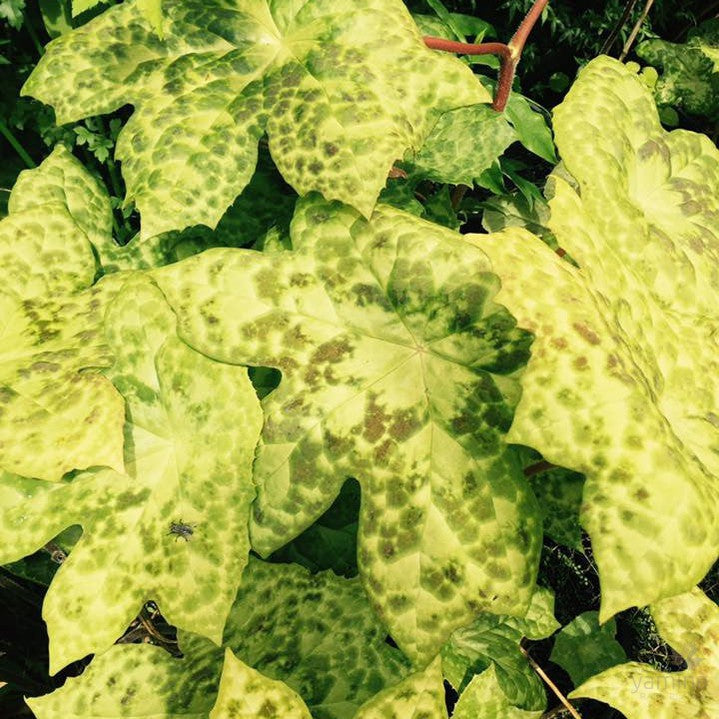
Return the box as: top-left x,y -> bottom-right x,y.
572,588 -> 719,718
478,56 -> 719,619
24,0 -> 488,238
153,196 -> 542,665
210,649 -> 312,719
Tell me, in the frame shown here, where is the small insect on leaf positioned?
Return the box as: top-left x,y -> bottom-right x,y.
168,520 -> 196,542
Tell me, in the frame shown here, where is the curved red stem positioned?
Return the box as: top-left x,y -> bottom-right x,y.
424,0 -> 549,112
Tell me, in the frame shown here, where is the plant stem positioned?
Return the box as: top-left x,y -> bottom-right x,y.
600,0 -> 640,55
521,645 -> 583,719
424,0 -> 549,112
106,156 -> 124,200
23,8 -> 45,56
619,0 -> 656,60
0,119 -> 36,168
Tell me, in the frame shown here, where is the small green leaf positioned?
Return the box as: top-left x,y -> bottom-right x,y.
0,0 -> 25,27
24,0 -> 488,238
571,588 -> 719,718
550,611 -> 626,686
442,587 -> 559,709
504,94 -> 557,163
210,649 -> 312,719
637,19 -> 719,118
452,665 -> 543,719
409,104 -> 517,186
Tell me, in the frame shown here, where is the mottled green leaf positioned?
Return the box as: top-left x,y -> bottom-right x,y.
26,557 -> 408,719
637,19 -> 719,118
99,148 -> 297,273
526,466 -> 584,549
269,478 -> 360,577
452,665 -> 543,719
442,587 -> 558,709
571,588 -> 719,719
478,56 -> 719,619
550,611 -> 626,687
221,558 -> 409,719
0,275 -> 262,672
211,649 -> 312,719
27,638 -> 223,719
25,0 -> 488,238
410,104 -> 517,186
0,148 -> 125,480
153,195 -> 541,665
10,144 -> 114,256
481,191 -> 558,250
354,656 -> 446,719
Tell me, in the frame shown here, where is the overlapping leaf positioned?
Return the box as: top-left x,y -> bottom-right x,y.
210,649 -> 312,719
409,104 -> 517,185
478,56 -> 719,618
153,195 -> 542,665
442,587 -> 559,709
353,656 -> 446,719
637,19 -> 719,118
24,0 -> 488,238
26,559 -> 409,719
550,611 -> 626,686
0,275 -> 263,672
525,465 -> 584,549
99,148 -> 297,273
0,146 -> 125,480
222,559 -> 409,717
452,665 -> 543,719
571,588 -> 719,718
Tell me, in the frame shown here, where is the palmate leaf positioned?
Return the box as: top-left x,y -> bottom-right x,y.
441,587 -> 559,709
153,195 -> 542,665
27,559 -> 409,719
571,588 -> 719,718
0,275 -> 263,672
0,146 -> 125,481
478,56 -> 719,619
24,0 -> 488,239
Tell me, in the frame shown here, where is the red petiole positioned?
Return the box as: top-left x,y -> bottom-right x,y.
423,0 -> 549,112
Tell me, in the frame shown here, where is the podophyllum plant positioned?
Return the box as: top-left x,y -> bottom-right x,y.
0,0 -> 717,717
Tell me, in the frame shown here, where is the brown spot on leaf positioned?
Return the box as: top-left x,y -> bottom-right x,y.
573,321 -> 601,345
